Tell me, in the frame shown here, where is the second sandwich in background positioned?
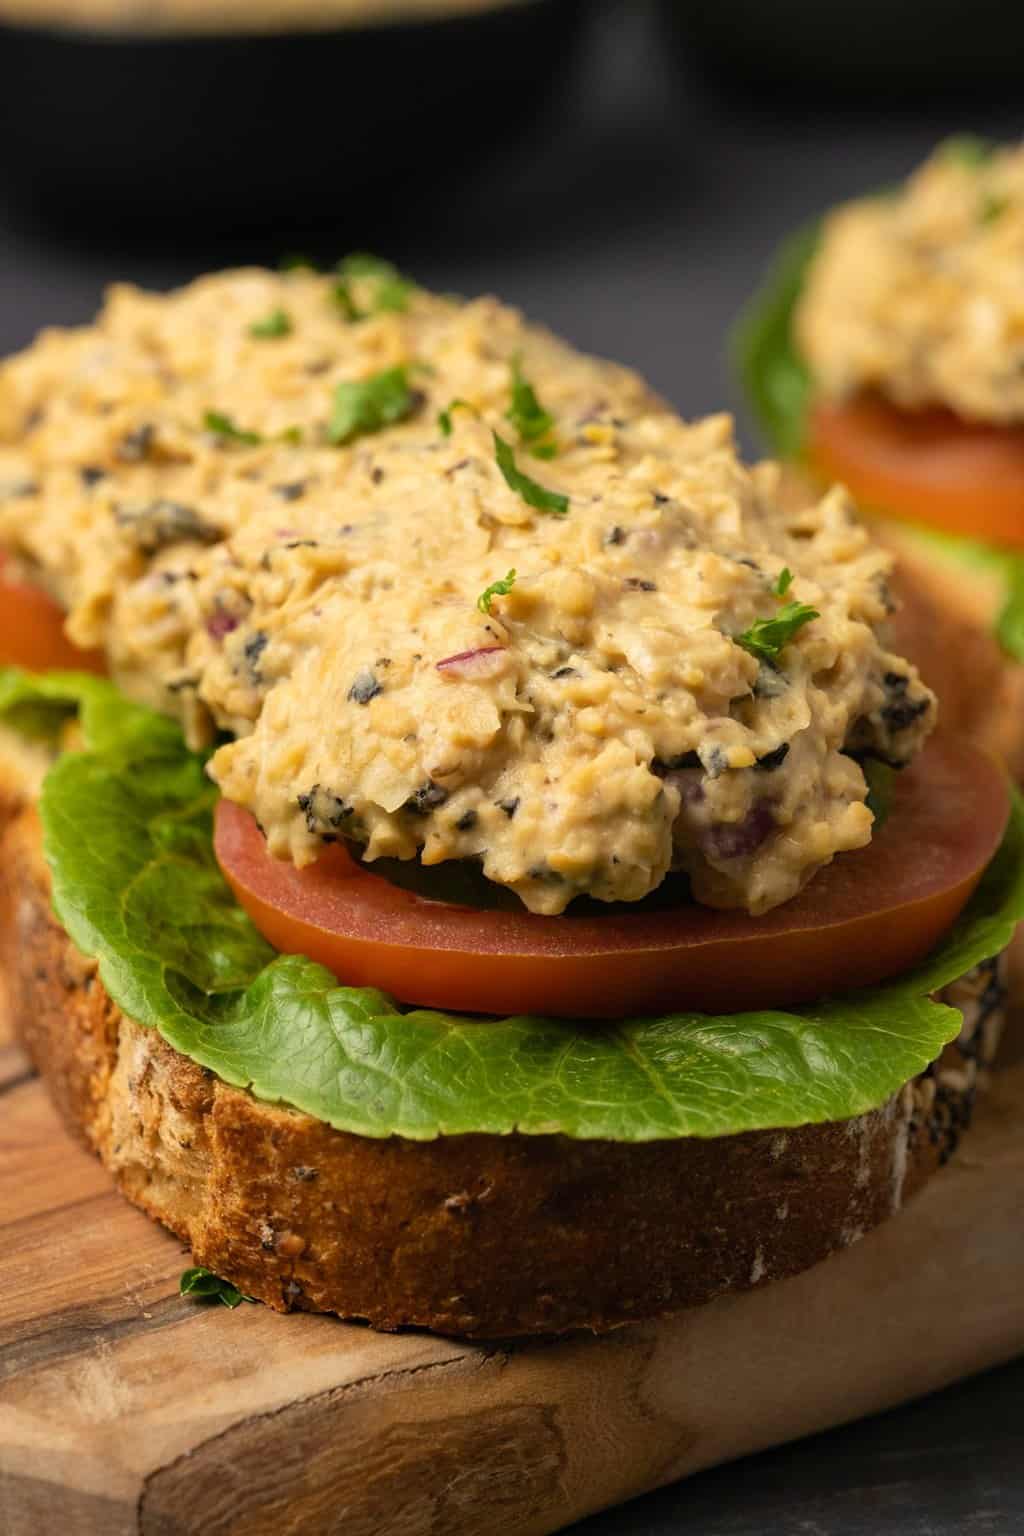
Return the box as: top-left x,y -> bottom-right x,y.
736,136 -> 1024,777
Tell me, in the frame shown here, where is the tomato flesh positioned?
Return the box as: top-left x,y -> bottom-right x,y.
0,550 -> 106,674
808,393 -> 1024,549
215,735 -> 1008,1019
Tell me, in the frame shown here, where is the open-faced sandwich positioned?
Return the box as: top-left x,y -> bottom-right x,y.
1,262 -> 1021,1337
736,136 -> 1024,776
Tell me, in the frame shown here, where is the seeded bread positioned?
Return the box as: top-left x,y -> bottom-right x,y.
1,531 -> 1020,1337
0,778 -> 1009,1337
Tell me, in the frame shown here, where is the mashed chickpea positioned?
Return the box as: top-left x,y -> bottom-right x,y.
0,265 -> 934,913
797,138 -> 1024,425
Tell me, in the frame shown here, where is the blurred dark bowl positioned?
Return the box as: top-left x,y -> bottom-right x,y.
0,0 -> 586,231
659,0 -> 1024,99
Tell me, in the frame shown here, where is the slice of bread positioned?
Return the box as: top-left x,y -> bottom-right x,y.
0,781 -> 1009,1338
1,528 -> 1019,1338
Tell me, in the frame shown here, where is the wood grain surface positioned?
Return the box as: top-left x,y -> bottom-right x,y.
2,1012 -> 1022,1536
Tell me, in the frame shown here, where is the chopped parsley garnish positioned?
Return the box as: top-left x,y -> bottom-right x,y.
493,432 -> 569,515
328,366 -> 416,445
506,355 -> 557,458
203,410 -> 263,446
438,398 -> 474,436
279,252 -> 318,272
478,568 -> 517,614
278,425 -> 303,445
249,308 -> 293,339
736,601 -> 819,663
179,1266 -> 253,1309
332,278 -> 361,322
862,758 -> 895,829
772,566 -> 793,597
980,191 -> 1010,225
334,253 -> 414,319
941,134 -> 995,168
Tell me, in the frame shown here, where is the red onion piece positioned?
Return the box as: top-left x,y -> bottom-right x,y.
206,609 -> 239,640
436,645 -> 508,680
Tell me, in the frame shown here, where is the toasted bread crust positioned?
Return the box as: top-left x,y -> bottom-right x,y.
0,799 -> 1005,1338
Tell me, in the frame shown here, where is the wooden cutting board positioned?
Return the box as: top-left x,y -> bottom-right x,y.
2,1029 -> 1023,1536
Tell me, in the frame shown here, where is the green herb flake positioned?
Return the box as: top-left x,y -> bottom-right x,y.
477,568 -> 517,615
328,366 -> 417,446
862,758 -> 896,829
337,253 -> 414,316
180,1266 -> 253,1309
279,253 -> 319,272
735,601 -> 819,664
203,410 -> 263,447
772,566 -> 794,597
506,355 -> 557,458
941,134 -> 995,168
332,278 -> 363,323
493,432 -> 569,515
438,398 -> 474,436
249,308 -> 293,340
979,191 -> 1010,226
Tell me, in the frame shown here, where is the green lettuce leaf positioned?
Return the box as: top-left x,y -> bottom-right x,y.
733,221 -> 1024,662
732,220 -> 820,459
5,669 -> 1023,1143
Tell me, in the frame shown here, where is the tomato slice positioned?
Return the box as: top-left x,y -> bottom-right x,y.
215,736 -> 1008,1019
807,393 -> 1024,549
0,549 -> 106,674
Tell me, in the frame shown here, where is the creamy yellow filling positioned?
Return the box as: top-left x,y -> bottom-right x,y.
797,139 -> 1024,424
0,267 -> 934,913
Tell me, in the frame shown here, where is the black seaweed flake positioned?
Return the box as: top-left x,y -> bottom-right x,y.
498,797 -> 520,818
79,466 -> 107,487
406,781 -> 449,815
347,669 -> 382,705
623,577 -> 657,592
880,671 -> 931,732
243,631 -> 269,681
752,660 -> 788,700
455,809 -> 479,831
116,500 -> 218,554
698,744 -> 729,779
117,424 -> 155,463
298,784 -> 354,837
754,742 -> 790,773
651,751 -> 700,777
273,480 -> 308,502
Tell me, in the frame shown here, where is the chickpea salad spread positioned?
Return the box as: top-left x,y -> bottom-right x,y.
797,138 -> 1024,426
0,260 -> 935,916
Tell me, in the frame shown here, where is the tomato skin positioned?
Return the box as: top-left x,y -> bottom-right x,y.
215,736 -> 1008,1019
808,393 -> 1024,550
0,550 -> 106,674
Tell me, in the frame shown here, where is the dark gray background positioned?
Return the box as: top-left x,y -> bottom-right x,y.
1,2 -> 1021,1530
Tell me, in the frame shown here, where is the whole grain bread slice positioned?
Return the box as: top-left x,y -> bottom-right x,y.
0,782 -> 1008,1338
